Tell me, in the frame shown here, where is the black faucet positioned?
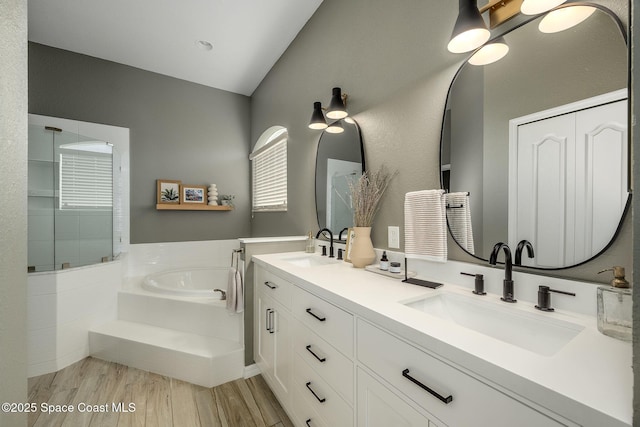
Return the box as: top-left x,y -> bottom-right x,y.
338,227 -> 349,241
489,242 -> 516,303
514,240 -> 535,266
316,228 -> 334,258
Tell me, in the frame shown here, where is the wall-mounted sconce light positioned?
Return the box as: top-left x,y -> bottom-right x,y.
309,101 -> 328,130
538,5 -> 596,33
326,87 -> 348,119
447,0 -> 491,53
309,87 -> 349,132
467,36 -> 509,65
452,0 -> 594,67
326,120 -> 344,134
520,0 -> 565,16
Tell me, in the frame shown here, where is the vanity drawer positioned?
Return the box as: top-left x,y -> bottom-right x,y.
292,286 -> 354,357
256,267 -> 293,308
291,383 -> 330,427
357,319 -> 564,427
294,352 -> 353,427
294,322 -> 354,404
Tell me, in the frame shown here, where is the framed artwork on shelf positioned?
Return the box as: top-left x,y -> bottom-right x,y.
180,185 -> 207,204
157,179 -> 181,204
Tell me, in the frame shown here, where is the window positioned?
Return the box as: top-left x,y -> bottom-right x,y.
250,126 -> 287,212
59,145 -> 113,210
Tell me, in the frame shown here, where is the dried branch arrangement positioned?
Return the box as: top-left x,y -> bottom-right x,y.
349,166 -> 397,227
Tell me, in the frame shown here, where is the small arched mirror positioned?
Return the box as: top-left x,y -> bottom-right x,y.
315,119 -> 365,239
441,5 -> 629,269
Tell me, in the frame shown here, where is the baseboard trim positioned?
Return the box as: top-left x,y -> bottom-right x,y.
243,363 -> 261,379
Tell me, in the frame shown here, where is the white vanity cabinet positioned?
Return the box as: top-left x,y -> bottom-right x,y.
357,368 -> 440,427
357,319 -> 567,427
253,261 -> 583,427
254,268 -> 294,406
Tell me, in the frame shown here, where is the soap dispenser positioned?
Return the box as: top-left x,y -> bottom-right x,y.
596,266 -> 631,341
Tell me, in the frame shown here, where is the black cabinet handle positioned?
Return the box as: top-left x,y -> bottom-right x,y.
305,382 -> 326,403
402,369 -> 453,404
305,419 -> 312,427
265,308 -> 271,332
305,308 -> 326,322
264,281 -> 277,289
305,345 -> 326,363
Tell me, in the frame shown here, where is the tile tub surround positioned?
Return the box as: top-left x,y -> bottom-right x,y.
253,251 -> 632,427
125,239 -> 241,278
27,261 -> 122,377
90,278 -> 244,387
90,239 -> 246,387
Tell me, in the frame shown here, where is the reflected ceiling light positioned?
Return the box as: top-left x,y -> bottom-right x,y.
326,87 -> 349,120
538,5 -> 596,33
326,121 -> 344,134
468,37 -> 509,65
308,101 -> 328,130
447,0 -> 491,53
520,0 -> 565,15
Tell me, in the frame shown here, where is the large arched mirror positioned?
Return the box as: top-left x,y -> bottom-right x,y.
441,5 -> 629,269
315,120 -> 365,238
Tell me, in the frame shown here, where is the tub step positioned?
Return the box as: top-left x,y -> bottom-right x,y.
89,320 -> 244,387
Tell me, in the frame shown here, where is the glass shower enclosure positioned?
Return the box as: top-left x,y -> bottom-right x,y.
28,124 -> 117,272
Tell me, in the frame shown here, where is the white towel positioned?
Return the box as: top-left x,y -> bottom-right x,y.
404,189 -> 447,262
226,263 -> 244,313
445,192 -> 475,255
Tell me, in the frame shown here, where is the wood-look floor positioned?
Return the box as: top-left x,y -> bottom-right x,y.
27,357 -> 294,427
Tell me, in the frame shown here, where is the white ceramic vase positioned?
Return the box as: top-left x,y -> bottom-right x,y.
350,227 -> 376,268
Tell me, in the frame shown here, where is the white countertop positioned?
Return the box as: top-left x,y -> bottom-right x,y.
253,251 -> 632,427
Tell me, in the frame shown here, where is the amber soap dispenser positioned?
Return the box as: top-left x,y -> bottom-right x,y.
596,266 -> 631,341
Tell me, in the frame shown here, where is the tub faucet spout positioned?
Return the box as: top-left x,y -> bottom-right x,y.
213,289 -> 227,300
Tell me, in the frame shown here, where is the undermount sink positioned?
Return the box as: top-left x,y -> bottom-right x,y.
404,292 -> 584,357
282,254 -> 338,268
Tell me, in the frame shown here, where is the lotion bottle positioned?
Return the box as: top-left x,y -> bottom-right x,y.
379,251 -> 389,270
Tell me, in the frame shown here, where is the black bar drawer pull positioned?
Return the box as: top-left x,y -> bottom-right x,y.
305,308 -> 326,322
305,345 -> 326,363
305,382 -> 326,403
402,369 -> 453,404
264,281 -> 277,289
305,419 -> 313,427
265,308 -> 271,332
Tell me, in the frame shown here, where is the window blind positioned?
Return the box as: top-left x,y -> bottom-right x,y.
252,138 -> 287,212
59,153 -> 113,209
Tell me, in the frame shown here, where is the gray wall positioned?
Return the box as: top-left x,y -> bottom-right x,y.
1,0 -> 28,425
251,0 -> 461,241
250,0 -> 630,285
28,43 -> 251,244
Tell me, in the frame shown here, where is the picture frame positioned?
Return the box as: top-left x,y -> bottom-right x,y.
344,228 -> 356,263
157,179 -> 181,204
180,185 -> 207,204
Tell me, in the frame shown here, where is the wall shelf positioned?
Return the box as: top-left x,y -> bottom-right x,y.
156,204 -> 233,211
